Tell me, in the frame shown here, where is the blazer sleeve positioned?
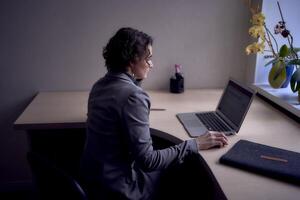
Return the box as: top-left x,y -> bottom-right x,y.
121,89 -> 198,172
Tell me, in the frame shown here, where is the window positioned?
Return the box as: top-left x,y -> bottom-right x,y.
253,0 -> 300,118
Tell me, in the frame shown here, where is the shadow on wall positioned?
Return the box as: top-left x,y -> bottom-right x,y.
0,92 -> 37,183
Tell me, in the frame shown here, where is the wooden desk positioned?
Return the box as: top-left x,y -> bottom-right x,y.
14,90 -> 300,200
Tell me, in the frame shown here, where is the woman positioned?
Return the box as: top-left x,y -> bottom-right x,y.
80,27 -> 228,200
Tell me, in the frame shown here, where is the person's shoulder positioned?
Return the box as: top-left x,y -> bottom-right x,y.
126,87 -> 150,109
130,87 -> 149,100
117,78 -> 149,99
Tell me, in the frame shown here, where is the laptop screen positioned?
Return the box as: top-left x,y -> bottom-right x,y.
217,80 -> 254,127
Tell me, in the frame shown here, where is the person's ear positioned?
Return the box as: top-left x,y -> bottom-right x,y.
129,61 -> 134,67
127,64 -> 134,75
128,62 -> 134,71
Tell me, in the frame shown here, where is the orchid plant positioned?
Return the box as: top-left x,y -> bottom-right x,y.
245,0 -> 300,96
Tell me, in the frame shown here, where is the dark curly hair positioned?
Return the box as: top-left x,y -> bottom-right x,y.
103,27 -> 153,72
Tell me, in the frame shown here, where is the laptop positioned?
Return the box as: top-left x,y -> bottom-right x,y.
176,78 -> 256,137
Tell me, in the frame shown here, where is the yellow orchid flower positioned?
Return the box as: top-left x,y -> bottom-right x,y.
249,25 -> 265,39
245,42 -> 265,55
251,12 -> 265,26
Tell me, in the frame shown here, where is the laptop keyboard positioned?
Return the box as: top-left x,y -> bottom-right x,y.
196,112 -> 231,132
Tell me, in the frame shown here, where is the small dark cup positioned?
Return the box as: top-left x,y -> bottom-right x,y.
170,77 -> 184,93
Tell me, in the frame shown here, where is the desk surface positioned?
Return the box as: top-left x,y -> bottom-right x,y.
14,89 -> 300,200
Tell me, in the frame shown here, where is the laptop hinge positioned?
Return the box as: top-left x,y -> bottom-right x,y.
216,111 -> 236,130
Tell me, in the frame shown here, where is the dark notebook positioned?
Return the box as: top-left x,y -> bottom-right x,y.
219,140 -> 300,185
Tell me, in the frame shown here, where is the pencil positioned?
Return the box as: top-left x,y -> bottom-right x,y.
150,108 -> 166,111
260,155 -> 288,163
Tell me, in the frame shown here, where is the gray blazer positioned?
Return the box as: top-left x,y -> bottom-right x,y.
80,72 -> 198,200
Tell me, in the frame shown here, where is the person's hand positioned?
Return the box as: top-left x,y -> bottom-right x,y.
195,131 -> 228,150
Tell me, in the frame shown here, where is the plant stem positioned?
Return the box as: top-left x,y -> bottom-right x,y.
267,26 -> 279,53
288,35 -> 299,60
277,1 -> 285,22
277,1 -> 298,60
264,24 -> 277,57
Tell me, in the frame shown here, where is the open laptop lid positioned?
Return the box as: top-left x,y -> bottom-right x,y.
216,78 -> 256,133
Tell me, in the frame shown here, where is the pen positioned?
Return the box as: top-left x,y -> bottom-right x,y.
260,155 -> 288,163
150,108 -> 166,111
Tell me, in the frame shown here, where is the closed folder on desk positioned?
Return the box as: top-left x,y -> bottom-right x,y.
219,140 -> 300,185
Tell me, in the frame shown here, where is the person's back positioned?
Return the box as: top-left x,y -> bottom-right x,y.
81,72 -> 151,199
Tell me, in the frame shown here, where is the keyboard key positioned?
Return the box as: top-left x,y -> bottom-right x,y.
196,112 -> 230,132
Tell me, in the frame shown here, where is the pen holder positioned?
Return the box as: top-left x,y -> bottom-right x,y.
170,77 -> 184,93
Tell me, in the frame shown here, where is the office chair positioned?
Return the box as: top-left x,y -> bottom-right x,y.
27,151 -> 87,200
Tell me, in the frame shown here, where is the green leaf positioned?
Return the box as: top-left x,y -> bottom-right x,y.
290,47 -> 300,53
279,45 -> 289,57
264,58 -> 279,67
287,48 -> 300,62
268,61 -> 286,88
287,47 -> 300,56
287,59 -> 300,66
290,68 -> 300,92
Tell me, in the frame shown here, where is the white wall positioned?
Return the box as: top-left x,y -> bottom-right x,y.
0,0 -> 252,187
255,0 -> 300,84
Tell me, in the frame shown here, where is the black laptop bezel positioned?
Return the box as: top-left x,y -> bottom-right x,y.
215,78 -> 256,133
